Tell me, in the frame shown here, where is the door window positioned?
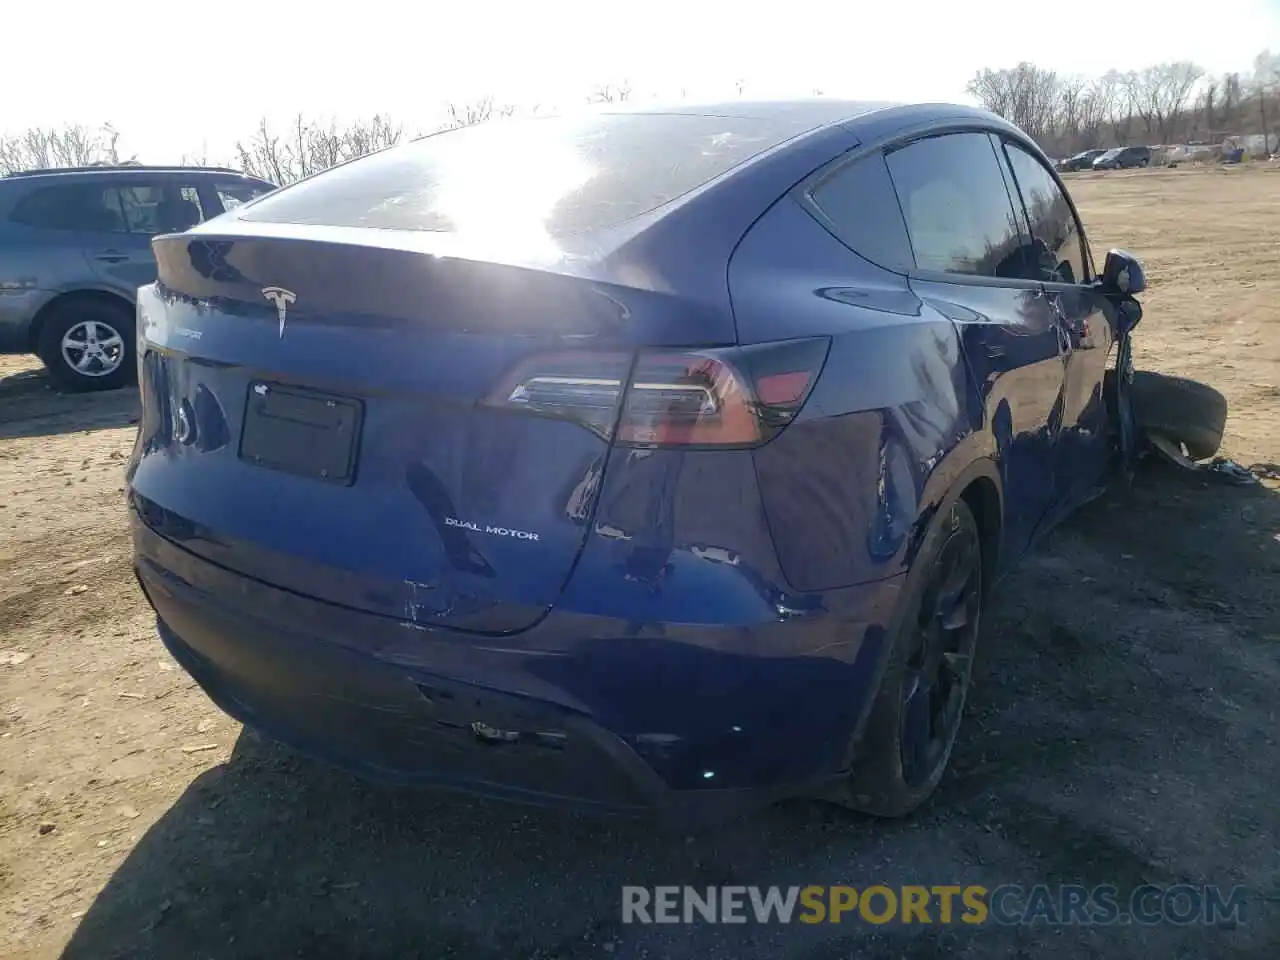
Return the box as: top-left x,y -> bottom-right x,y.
1001,142 -> 1088,285
884,132 -> 1029,280
117,184 -> 205,234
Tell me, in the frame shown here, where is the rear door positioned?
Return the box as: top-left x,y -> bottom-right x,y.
998,138 -> 1113,511
87,178 -> 209,292
1,183 -> 105,308
883,130 -> 1068,559
5,181 -> 143,294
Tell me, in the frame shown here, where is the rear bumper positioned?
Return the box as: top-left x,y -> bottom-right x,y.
133,517 -> 904,816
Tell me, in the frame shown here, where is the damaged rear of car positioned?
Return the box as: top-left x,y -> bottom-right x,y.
128,101 -> 1226,820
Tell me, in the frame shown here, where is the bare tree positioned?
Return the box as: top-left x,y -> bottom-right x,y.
1122,69 -> 1156,137
1194,80 -> 1219,140
588,81 -> 632,104
442,97 -> 516,131
235,117 -> 289,185
1124,62 -> 1203,143
966,63 -> 1062,143
1249,49 -> 1279,153
1096,70 -> 1131,144
0,122 -> 128,174
1153,62 -> 1205,142
1076,78 -> 1113,148
1056,75 -> 1091,146
235,114 -> 403,185
180,143 -> 211,167
1222,72 -> 1243,125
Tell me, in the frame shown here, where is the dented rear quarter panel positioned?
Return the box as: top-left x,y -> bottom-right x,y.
729,183 -> 991,593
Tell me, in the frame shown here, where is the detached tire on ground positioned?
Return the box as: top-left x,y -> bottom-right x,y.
36,299 -> 135,393
1125,370 -> 1228,461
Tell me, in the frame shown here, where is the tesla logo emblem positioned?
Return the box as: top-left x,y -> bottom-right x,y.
261,286 -> 296,338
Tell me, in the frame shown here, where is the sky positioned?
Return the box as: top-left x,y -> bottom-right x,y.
3,0 -> 1277,163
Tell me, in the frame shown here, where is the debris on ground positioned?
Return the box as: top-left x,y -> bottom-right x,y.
1207,458 -> 1261,485
1147,434 -> 1261,485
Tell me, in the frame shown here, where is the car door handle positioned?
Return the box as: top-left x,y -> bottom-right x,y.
93,250 -> 128,263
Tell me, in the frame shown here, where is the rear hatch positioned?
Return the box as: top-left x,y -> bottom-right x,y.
130,113 -> 827,634
134,229 -> 741,634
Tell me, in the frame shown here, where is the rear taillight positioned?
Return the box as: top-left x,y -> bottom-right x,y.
483,338 -> 829,448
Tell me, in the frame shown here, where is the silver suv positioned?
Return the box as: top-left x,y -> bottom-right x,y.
0,165 -> 275,391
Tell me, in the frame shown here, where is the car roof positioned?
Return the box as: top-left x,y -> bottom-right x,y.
209,97 -> 1024,257
595,98 -> 1023,135
596,97 -> 901,126
0,165 -> 267,183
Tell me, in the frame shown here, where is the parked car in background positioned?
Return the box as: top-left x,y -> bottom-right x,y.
126,100 -> 1225,821
0,165 -> 276,390
1092,146 -> 1151,170
1059,149 -> 1107,172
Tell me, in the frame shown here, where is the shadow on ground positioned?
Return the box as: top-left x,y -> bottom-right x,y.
60,461 -> 1280,960
0,367 -> 139,440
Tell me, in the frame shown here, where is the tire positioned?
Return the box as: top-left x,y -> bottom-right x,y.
1128,370 -> 1227,461
36,298 -> 136,393
836,498 -> 984,818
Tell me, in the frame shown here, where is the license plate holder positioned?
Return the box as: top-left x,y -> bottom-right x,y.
238,382 -> 362,485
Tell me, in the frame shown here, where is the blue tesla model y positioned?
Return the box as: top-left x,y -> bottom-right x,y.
128,100 -> 1160,817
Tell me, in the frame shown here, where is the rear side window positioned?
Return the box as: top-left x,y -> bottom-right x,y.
807,152 -> 914,272
884,132 -> 1027,280
1001,141 -> 1088,284
239,114 -> 802,237
9,184 -> 127,232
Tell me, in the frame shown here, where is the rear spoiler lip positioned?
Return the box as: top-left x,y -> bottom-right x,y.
156,216 -> 626,277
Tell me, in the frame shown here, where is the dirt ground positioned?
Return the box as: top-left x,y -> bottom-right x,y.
2,165 -> 1279,960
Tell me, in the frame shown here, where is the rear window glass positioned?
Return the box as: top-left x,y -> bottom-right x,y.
239,114 -> 799,237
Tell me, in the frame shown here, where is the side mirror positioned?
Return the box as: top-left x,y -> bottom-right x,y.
1100,248 -> 1146,296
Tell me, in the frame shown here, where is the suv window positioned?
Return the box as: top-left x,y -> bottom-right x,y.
9,184 -> 127,232
884,133 -> 1027,279
117,184 -> 206,234
8,181 -> 205,234
1001,141 -> 1088,284
807,152 -> 914,272
215,180 -> 273,212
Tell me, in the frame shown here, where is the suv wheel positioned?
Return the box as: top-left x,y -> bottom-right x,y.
37,300 -> 135,392
833,497 -> 984,817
